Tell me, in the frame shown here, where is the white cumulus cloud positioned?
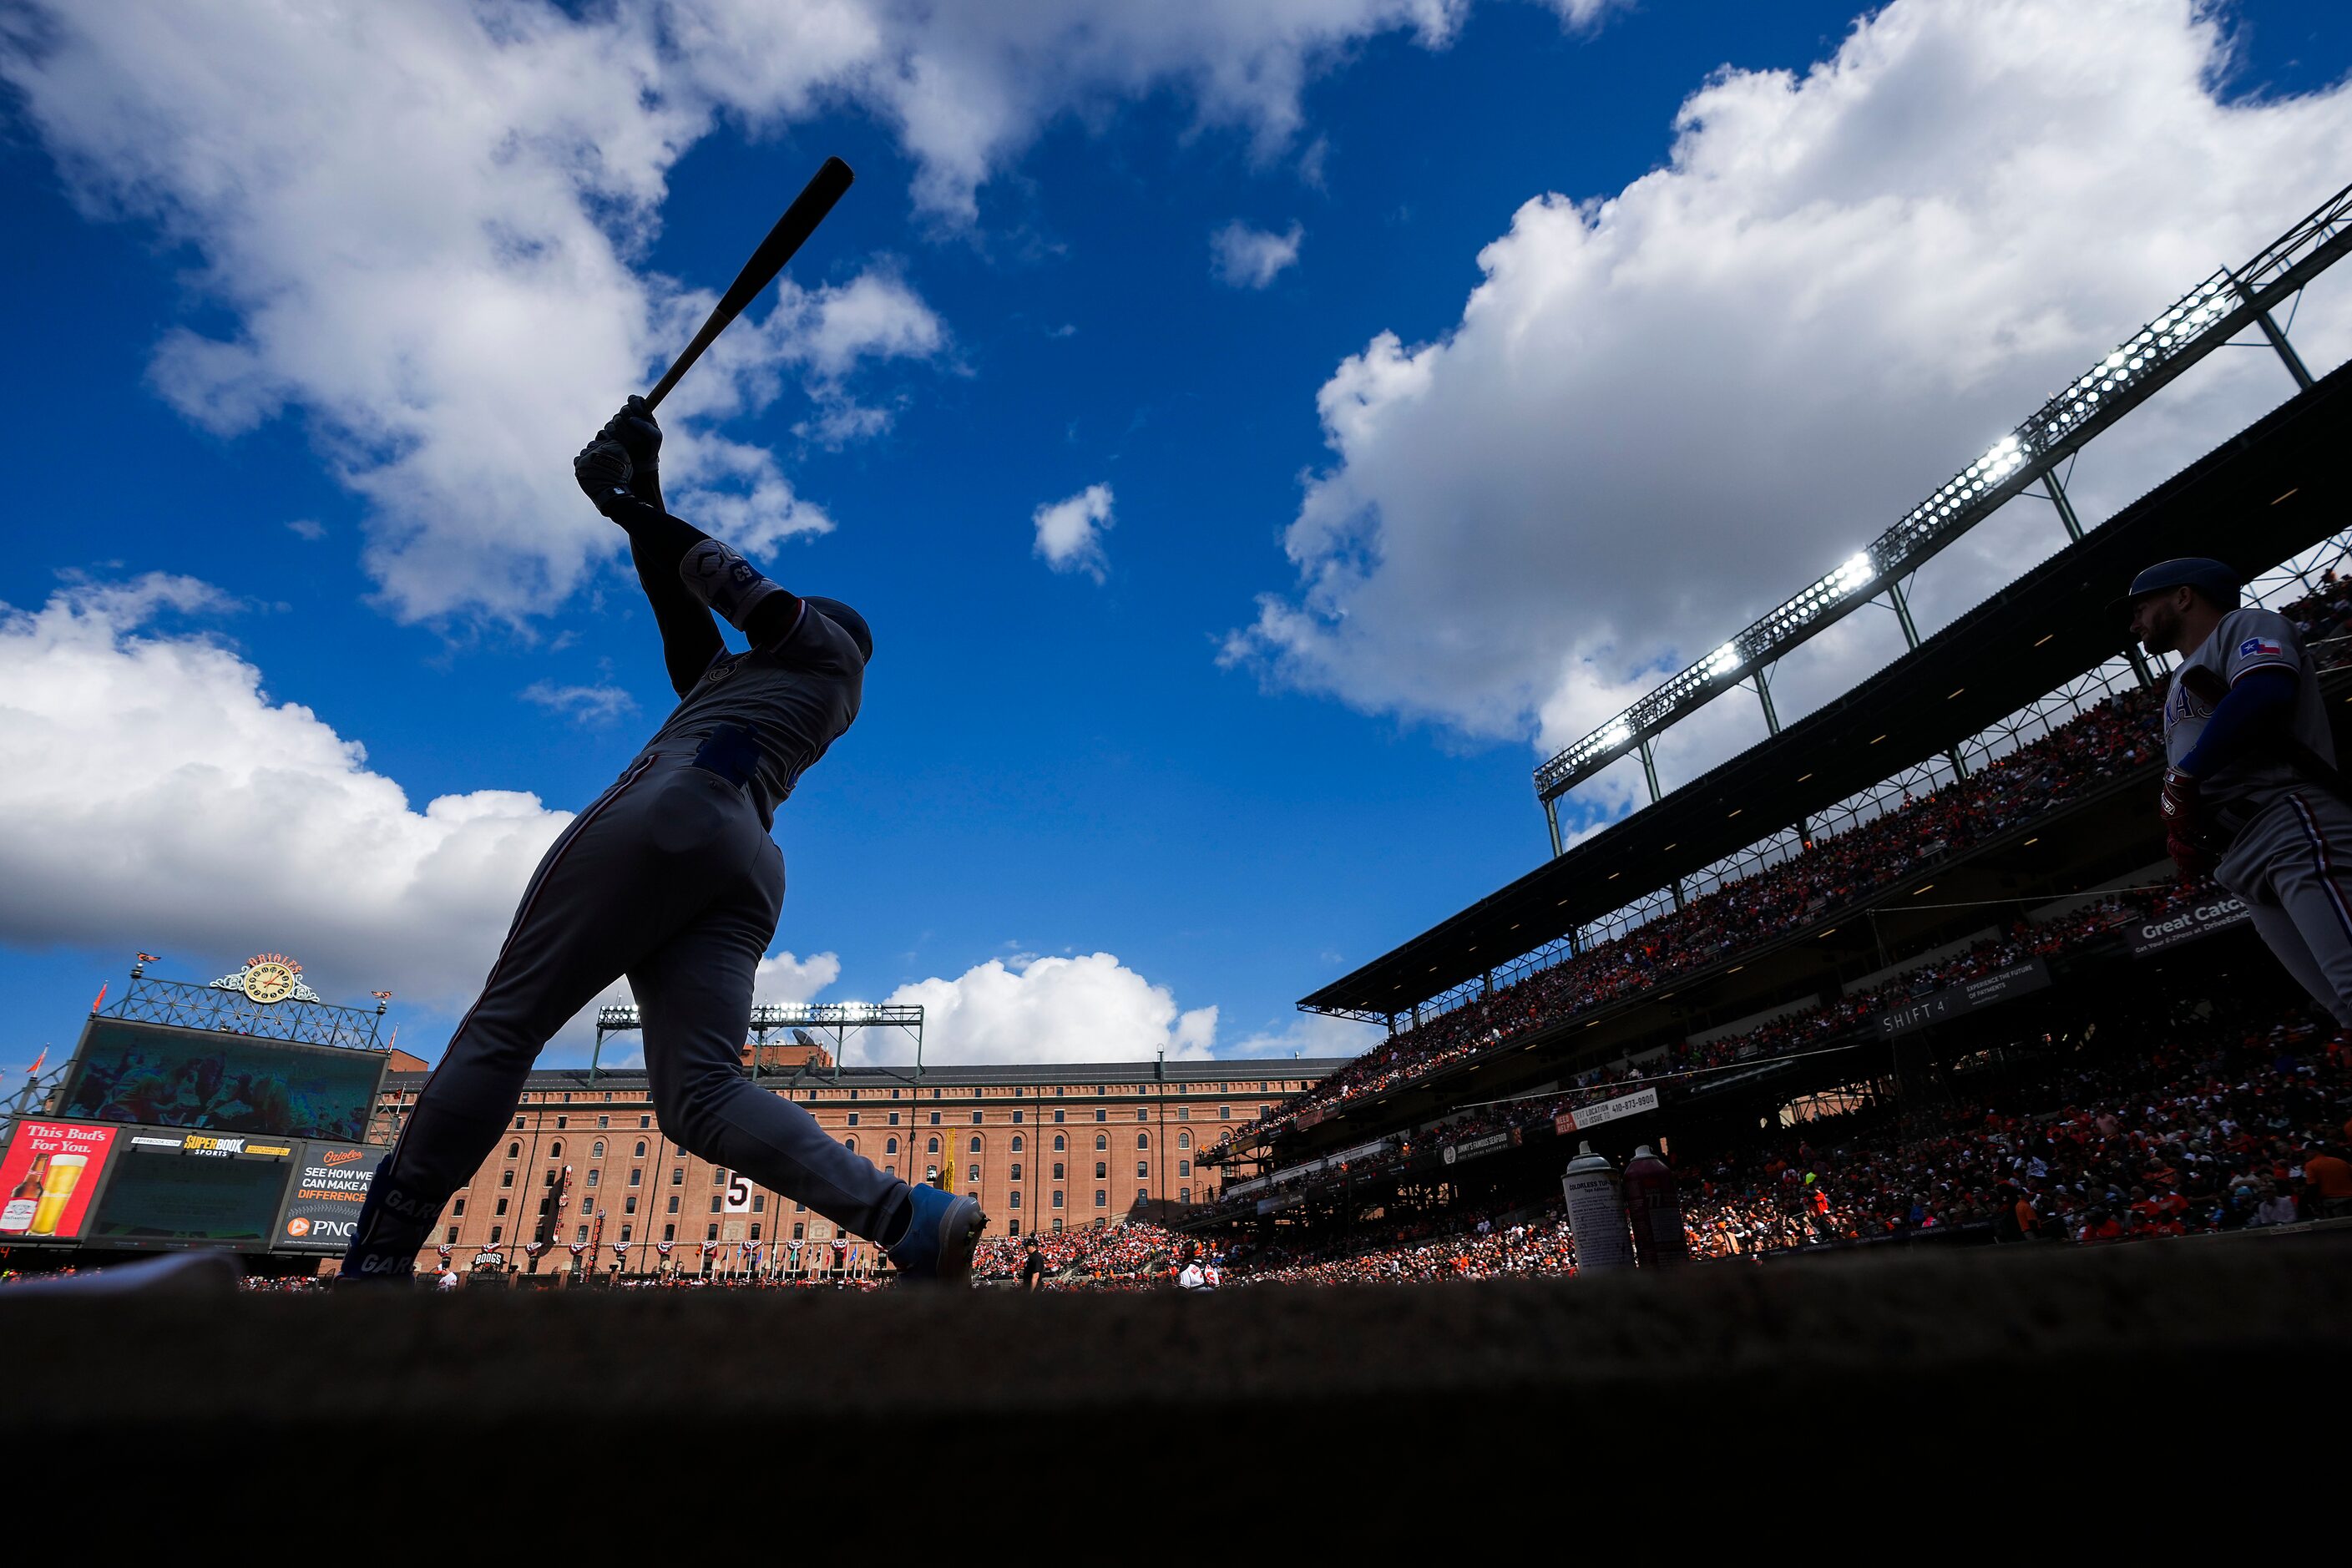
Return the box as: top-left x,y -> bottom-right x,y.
1032,483 -> 1117,581
1226,0 -> 2352,821
0,575 -> 572,1012
1211,220 -> 1304,288
866,953 -> 1219,1066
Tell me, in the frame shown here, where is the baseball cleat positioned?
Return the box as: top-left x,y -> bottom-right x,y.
887,1185 -> 986,1286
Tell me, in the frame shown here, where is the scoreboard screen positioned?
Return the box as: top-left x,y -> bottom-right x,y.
59,1018 -> 383,1142
85,1131 -> 297,1248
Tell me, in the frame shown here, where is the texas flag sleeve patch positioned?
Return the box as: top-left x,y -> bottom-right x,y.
2238,635 -> 2285,659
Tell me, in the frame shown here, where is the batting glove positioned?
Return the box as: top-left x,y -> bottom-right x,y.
599,395 -> 663,473
573,439 -> 635,517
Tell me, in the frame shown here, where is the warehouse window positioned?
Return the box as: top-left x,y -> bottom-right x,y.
453,1197 -> 467,1216
1054,1135 -> 1065,1151
639,1116 -> 650,1128
591,1141 -> 604,1158
750,1224 -> 761,1241
972,1111 -> 984,1124
624,1196 -> 637,1215
1053,1163 -> 1065,1181
1137,1133 -> 1149,1149
575,1226 -> 587,1244
1179,1160 -> 1191,1177
847,1113 -> 859,1126
548,1141 -> 562,1159
444,1227 -> 458,1244
1012,1110 -> 1024,1124
499,1171 -> 513,1189
1094,1161 -> 1106,1179
752,1194 -> 765,1212
887,1136 -> 899,1154
1010,1163 -> 1023,1181
1137,1162 -> 1148,1179
709,1196 -> 721,1214
1179,1189 -> 1190,1205
1177,1131 -> 1191,1150
597,1116 -> 608,1129
1095,1110 -> 1106,1123
506,1141 -> 520,1160
1009,1191 -> 1022,1209
628,1167 -> 641,1186
1095,1134 -> 1107,1151
489,1226 -> 503,1242
666,1196 -> 680,1215
670,1166 -> 684,1185
586,1170 -> 599,1186
1095,1191 -> 1106,1208
1177,1107 -> 1189,1120
929,1111 -> 941,1125
706,1224 -> 718,1242
634,1141 -> 646,1157
1136,1109 -> 1147,1120
1054,1110 -> 1065,1123
1052,1190 -> 1064,1209
928,1136 -> 940,1154
1011,1135 -> 1024,1153
1219,1106 -> 1230,1120
662,1225 -> 675,1242
888,1113 -> 899,1125
969,1136 -> 982,1154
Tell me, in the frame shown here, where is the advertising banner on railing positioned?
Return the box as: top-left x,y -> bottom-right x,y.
1554,1085 -> 1661,1137
1442,1130 -> 1515,1166
1875,958 -> 2052,1039
2127,895 -> 2252,957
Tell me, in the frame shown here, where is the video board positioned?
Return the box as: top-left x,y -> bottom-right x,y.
84,1130 -> 296,1248
0,1121 -> 121,1242
274,1141 -> 388,1252
59,1017 -> 384,1142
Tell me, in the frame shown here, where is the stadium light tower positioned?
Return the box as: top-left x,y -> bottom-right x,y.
1532,180 -> 2352,855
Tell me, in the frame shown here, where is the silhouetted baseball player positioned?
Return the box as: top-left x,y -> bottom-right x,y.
342,399 -> 984,1282
2126,556 -> 2352,1024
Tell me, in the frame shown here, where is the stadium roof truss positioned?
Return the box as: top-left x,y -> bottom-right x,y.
1530,180 -> 2352,852
1302,359 -> 2352,1024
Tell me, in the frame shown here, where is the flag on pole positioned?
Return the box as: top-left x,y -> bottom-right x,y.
135,953 -> 161,964
26,1048 -> 47,1080
89,982 -> 107,1014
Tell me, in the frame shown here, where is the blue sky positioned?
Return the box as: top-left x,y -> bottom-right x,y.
3,0 -> 2349,1075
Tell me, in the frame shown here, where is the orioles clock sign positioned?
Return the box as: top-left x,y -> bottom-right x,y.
206,953 -> 323,1007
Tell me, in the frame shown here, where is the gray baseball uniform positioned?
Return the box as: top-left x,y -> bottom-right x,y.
2164,604 -> 2352,1023
346,605 -> 910,1274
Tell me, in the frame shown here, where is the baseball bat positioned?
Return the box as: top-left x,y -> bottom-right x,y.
641,155 -> 857,412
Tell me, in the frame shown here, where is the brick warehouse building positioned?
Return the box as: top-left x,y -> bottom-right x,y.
367,1047 -> 1348,1273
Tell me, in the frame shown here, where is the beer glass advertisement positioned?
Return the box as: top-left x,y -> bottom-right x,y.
59,1018 -> 382,1141
0,1121 -> 119,1242
86,1131 -> 296,1248
276,1142 -> 387,1252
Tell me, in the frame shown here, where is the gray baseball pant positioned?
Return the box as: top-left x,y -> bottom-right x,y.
351,749 -> 909,1269
2217,787 -> 2352,1027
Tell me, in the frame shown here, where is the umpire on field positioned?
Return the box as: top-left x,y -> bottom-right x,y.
2125,556 -> 2352,1025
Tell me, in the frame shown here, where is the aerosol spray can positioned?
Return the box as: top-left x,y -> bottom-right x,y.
1623,1143 -> 1689,1268
1561,1141 -> 1632,1272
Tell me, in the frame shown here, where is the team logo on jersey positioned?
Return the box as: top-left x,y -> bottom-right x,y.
700,655 -> 739,688
2238,636 -> 2284,659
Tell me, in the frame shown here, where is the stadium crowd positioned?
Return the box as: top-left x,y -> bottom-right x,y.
1211,991 -> 2352,1284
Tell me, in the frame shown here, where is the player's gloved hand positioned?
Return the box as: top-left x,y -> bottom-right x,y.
2159,766 -> 2212,877
573,439 -> 635,518
599,395 -> 662,473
